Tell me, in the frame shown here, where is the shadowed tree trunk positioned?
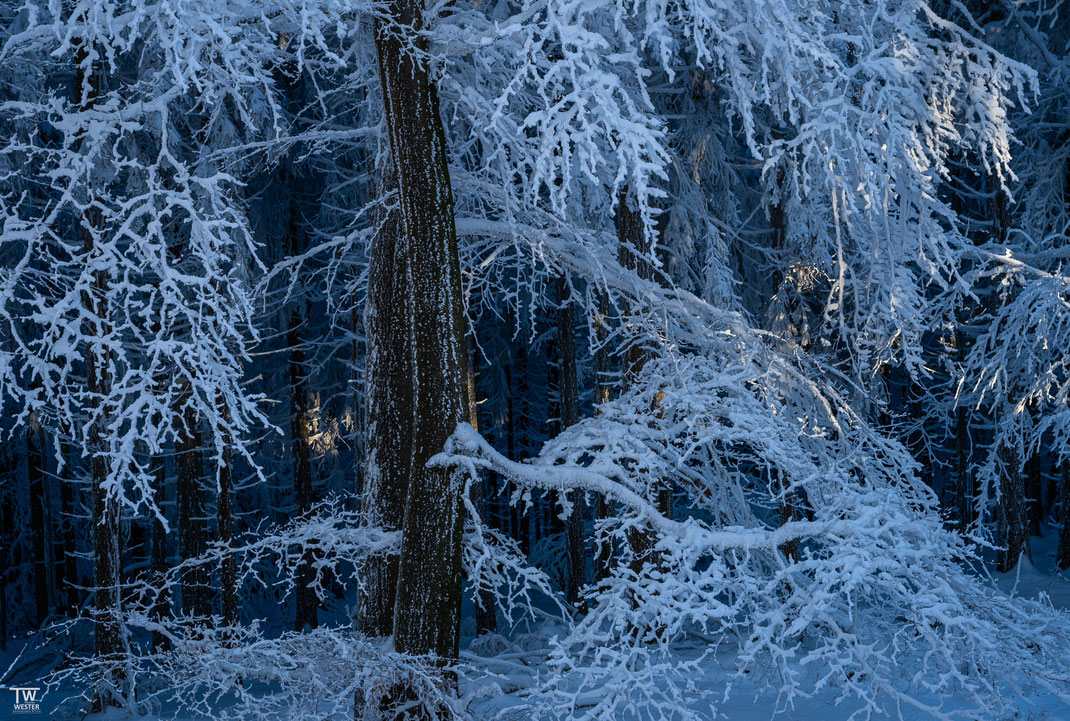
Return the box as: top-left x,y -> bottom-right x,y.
218,403 -> 239,629
593,291 -> 614,582
27,411 -> 52,624
359,153 -> 412,639
75,41 -> 126,711
175,392 -> 210,618
954,326 -> 973,532
766,183 -> 799,560
617,188 -> 672,575
150,450 -> 170,650
1057,461 -> 1070,571
56,436 -> 79,615
996,442 -> 1031,572
557,275 -> 587,608
288,297 -> 318,631
468,357 -> 498,636
1024,452 -> 1043,537
989,186 -> 1030,573
375,0 -> 471,694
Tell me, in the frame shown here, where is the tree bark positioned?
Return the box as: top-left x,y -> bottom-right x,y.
217,404 -> 239,629
467,358 -> 497,636
996,443 -> 1031,572
358,154 -> 411,639
76,42 -> 126,710
593,292 -> 614,582
175,392 -> 210,618
556,275 -> 587,608
27,411 -> 52,624
58,436 -> 80,614
150,451 -> 170,650
1057,461 -> 1070,571
375,0 -> 470,677
288,301 -> 319,631
954,328 -> 972,532
616,188 -> 672,575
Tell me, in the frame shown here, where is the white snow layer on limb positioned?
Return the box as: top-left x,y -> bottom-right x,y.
438,0 -> 1036,376
958,248 -> 1070,521
462,474 -> 565,627
0,0 -> 372,519
45,496 -> 479,719
41,492 -> 553,718
435,350 -> 1070,720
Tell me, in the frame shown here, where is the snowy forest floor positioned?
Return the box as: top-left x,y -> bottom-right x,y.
4,528 -> 1068,721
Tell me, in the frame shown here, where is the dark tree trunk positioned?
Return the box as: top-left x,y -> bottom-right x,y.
358,155 -> 411,639
150,452 -> 170,650
557,275 -> 586,608
375,0 -> 470,676
280,163 -> 320,632
593,292 -> 614,582
218,405 -> 239,629
617,188 -> 672,575
467,358 -> 497,636
0,436 -> 13,651
76,43 -> 126,710
766,181 -> 799,557
58,436 -> 80,614
996,443 -> 1031,572
88,244 -> 124,710
1057,461 -> 1070,571
288,303 -> 318,631
954,327 -> 972,532
1024,452 -> 1043,537
175,393 -> 210,618
27,412 -> 52,624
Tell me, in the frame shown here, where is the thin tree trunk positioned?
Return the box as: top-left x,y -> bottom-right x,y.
175,392 -> 210,618
1024,452 -> 1043,537
593,292 -> 614,582
617,188 -> 672,575
88,231 -> 124,710
218,403 -> 239,628
467,358 -> 497,636
150,451 -> 170,650
288,303 -> 318,631
557,275 -> 586,608
1,436 -> 13,651
358,154 -> 411,639
954,328 -> 972,532
76,42 -> 126,710
59,436 -> 80,614
27,411 -> 52,624
996,443 -> 1031,572
766,182 -> 799,558
1056,461 -> 1070,571
375,0 -> 470,680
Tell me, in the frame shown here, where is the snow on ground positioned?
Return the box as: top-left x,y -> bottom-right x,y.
7,526 -> 1069,721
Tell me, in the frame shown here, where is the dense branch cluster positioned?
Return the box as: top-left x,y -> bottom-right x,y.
0,0 -> 1068,719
